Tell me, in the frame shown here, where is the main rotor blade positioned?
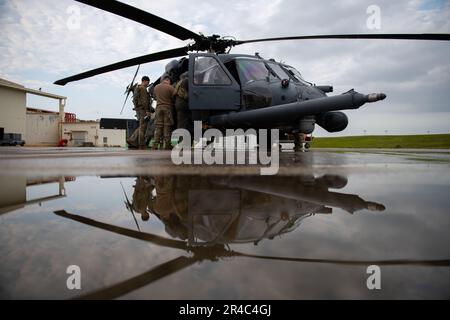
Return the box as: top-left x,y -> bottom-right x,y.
74,256 -> 196,299
54,210 -> 188,250
235,33 -> 450,45
75,0 -> 201,41
54,47 -> 188,85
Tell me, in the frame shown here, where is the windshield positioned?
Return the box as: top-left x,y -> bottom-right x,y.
236,59 -> 277,84
194,56 -> 232,85
267,62 -> 290,80
283,65 -> 311,86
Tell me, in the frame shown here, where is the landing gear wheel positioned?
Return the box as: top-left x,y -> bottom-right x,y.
294,133 -> 307,151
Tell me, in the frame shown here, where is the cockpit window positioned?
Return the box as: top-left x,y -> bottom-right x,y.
236,59 -> 277,84
283,65 -> 311,86
267,62 -> 290,80
194,56 -> 232,85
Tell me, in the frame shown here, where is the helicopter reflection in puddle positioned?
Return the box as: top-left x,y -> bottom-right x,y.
124,174 -> 385,247
54,174 -> 450,299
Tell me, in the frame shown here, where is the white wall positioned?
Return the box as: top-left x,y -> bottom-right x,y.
26,113 -> 60,146
63,122 -> 98,147
63,122 -> 126,147
0,87 -> 26,137
99,129 -> 126,147
0,176 -> 26,214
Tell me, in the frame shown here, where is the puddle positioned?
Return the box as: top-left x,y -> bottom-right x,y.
1,169 -> 449,299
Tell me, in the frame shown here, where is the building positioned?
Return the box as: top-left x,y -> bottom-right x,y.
26,107 -> 61,146
62,121 -> 126,147
1,78 -> 126,147
0,78 -> 66,143
26,109 -> 127,147
0,175 -> 69,216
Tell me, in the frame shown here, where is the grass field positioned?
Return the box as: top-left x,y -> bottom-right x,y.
312,134 -> 450,149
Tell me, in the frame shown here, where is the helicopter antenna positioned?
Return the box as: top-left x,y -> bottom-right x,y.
255,52 -> 263,59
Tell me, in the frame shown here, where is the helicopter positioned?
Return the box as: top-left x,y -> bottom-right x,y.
54,0 -> 450,147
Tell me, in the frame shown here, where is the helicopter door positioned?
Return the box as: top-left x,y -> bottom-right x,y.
189,53 -> 241,111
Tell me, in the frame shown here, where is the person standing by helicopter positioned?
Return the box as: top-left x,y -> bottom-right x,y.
152,75 -> 175,150
127,76 -> 151,149
173,72 -> 191,135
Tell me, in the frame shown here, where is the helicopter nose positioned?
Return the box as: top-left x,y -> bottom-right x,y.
367,93 -> 387,102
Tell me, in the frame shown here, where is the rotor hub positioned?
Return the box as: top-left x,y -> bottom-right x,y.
189,34 -> 236,53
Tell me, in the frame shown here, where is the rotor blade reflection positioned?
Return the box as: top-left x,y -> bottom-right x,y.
54,210 -> 187,250
233,251 -> 450,267
120,182 -> 140,231
74,256 -> 196,299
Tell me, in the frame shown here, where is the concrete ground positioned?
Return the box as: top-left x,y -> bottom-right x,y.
0,146 -> 449,177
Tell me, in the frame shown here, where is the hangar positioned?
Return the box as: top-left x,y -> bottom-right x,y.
0,78 -> 126,147
0,78 -> 66,145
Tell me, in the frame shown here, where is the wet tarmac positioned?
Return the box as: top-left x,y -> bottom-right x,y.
0,147 -> 449,299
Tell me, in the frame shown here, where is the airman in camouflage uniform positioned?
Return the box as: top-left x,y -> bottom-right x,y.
173,73 -> 191,132
127,76 -> 151,149
153,75 -> 175,150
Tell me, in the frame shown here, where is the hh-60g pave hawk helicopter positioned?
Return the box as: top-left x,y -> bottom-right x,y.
55,0 -> 450,148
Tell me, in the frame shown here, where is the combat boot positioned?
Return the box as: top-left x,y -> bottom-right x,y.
126,139 -> 138,149
164,140 -> 173,150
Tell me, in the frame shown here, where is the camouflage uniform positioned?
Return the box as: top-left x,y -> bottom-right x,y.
131,177 -> 153,221
128,84 -> 151,148
173,78 -> 191,132
153,83 -> 175,149
154,176 -> 175,220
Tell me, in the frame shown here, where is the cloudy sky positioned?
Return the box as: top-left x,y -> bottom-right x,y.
0,0 -> 449,136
